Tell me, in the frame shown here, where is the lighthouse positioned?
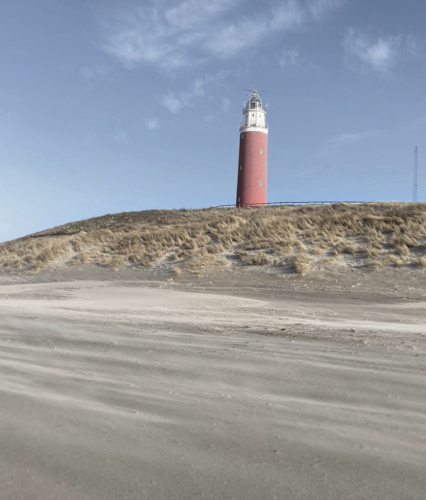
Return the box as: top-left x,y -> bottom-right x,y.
236,89 -> 268,207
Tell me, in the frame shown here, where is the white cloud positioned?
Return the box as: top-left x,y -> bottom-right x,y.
161,91 -> 189,113
308,0 -> 347,21
165,0 -> 236,29
279,48 -> 317,70
222,98 -> 231,112
205,1 -> 307,58
113,131 -> 127,143
146,118 -> 160,130
328,131 -> 378,146
204,18 -> 267,58
406,35 -> 425,58
101,0 -> 346,71
270,0 -> 306,29
319,130 -> 379,155
343,29 -> 401,74
279,49 -> 300,68
161,80 -> 202,113
161,73 -> 227,113
204,1 -> 301,59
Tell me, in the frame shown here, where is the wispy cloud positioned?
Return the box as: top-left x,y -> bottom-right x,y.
113,131 -> 127,143
101,0 -> 346,71
146,118 -> 160,130
164,0 -> 236,29
343,29 -> 401,74
308,0 -> 347,20
161,79 -> 204,113
161,79 -> 204,114
279,48 -> 317,70
222,97 -> 231,112
161,91 -> 189,113
318,130 -> 379,155
205,2 -> 306,58
161,72 -> 227,113
406,35 -> 425,58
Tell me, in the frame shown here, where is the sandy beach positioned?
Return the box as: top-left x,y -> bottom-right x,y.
0,272 -> 425,499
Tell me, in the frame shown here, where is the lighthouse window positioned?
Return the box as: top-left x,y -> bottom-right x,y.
260,149 -> 264,155
239,165 -> 243,170
241,134 -> 244,139
259,181 -> 263,187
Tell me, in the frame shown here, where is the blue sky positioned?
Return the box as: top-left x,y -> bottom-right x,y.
1,0 -> 426,242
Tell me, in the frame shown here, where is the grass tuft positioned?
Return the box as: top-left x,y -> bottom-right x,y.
244,252 -> 274,266
415,257 -> 426,268
291,254 -> 312,275
367,260 -> 383,271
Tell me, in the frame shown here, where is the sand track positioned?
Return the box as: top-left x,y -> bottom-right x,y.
1,280 -> 426,499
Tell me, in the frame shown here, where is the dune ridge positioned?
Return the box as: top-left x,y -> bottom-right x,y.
1,202 -> 426,276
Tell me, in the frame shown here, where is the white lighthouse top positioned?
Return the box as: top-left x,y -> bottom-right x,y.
240,89 -> 268,135
246,89 -> 263,110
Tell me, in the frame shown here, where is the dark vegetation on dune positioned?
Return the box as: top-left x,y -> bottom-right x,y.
1,203 -> 426,275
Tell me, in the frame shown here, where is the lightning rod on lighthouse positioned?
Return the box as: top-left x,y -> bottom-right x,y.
236,89 -> 269,207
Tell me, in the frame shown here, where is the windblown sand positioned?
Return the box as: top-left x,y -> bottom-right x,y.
1,273 -> 425,499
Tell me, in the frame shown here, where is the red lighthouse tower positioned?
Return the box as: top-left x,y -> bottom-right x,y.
236,89 -> 268,207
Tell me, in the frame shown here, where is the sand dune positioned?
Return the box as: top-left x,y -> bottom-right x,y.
1,278 -> 425,499
2,202 -> 426,275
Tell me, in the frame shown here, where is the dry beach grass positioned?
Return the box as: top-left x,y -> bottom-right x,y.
1,202 -> 426,276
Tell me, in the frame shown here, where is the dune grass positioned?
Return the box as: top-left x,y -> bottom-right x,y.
1,202 -> 426,275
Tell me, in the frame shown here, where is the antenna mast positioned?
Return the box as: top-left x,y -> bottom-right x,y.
413,146 -> 418,202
